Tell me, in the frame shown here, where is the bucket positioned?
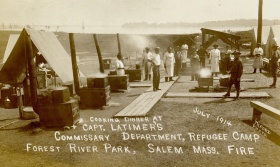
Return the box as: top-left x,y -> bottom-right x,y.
22,107 -> 37,120
4,97 -> 11,109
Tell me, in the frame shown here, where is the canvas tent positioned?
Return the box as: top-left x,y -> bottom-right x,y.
0,28 -> 85,84
2,34 -> 20,64
266,25 -> 280,58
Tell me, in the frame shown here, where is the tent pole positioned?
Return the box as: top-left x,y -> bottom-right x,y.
69,33 -> 80,95
25,33 -> 38,113
257,0 -> 263,44
117,33 -> 125,64
93,34 -> 104,73
117,33 -> 122,54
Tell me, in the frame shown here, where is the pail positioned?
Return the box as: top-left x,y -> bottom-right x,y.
4,97 -> 11,109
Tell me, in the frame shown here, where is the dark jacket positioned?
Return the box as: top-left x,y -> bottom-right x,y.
230,58 -> 243,79
197,48 -> 207,59
270,50 -> 280,71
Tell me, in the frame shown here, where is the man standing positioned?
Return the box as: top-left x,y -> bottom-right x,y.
253,43 -> 263,73
190,50 -> 200,81
269,44 -> 280,88
174,46 -> 182,76
209,44 -> 221,77
142,47 -> 152,80
163,46 -> 175,82
181,44 -> 188,68
148,47 -> 161,91
223,50 -> 243,100
197,45 -> 207,68
115,53 -> 125,75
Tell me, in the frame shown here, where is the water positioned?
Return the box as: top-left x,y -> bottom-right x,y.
1,25 -> 253,34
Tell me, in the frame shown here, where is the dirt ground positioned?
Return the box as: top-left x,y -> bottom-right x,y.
0,56 -> 280,167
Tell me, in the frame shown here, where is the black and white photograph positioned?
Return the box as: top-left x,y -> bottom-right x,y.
0,0 -> 279,166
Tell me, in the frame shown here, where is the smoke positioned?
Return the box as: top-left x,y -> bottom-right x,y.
122,34 -> 152,52
88,72 -> 108,78
199,68 -> 212,78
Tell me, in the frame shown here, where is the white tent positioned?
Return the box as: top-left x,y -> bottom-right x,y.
0,28 -> 85,84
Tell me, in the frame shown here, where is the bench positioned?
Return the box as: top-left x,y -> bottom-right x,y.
250,101 -> 280,122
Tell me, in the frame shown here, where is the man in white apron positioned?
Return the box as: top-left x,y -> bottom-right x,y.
209,44 -> 221,77
163,46 -> 175,82
253,43 -> 263,73
181,44 -> 188,68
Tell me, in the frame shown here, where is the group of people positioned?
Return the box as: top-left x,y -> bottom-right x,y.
142,45 -> 188,91
251,42 -> 280,88
118,41 -> 280,95
142,47 -> 161,91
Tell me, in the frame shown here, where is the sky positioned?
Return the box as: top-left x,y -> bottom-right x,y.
0,0 -> 279,27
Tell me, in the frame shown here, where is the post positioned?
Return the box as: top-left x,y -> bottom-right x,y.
117,33 -> 122,54
69,33 -> 80,95
257,0 -> 263,44
93,34 -> 104,73
16,86 -> 23,118
117,33 -> 125,64
25,33 -> 38,113
202,32 -> 205,48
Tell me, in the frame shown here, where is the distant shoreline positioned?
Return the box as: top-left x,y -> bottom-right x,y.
0,25 -> 254,34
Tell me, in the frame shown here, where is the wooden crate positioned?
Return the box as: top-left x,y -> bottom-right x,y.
52,87 -> 70,103
87,77 -> 109,88
79,86 -> 111,108
125,69 -> 142,81
198,77 -> 213,87
62,84 -> 74,96
38,98 -> 80,127
108,75 -> 129,91
219,76 -> 230,87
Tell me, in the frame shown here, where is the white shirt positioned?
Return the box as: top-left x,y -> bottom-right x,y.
115,59 -> 124,69
149,53 -> 161,66
210,49 -> 221,60
181,44 -> 188,50
253,47 -> 263,56
143,51 -> 152,60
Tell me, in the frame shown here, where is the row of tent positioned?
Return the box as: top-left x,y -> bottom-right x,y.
251,25 -> 280,58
